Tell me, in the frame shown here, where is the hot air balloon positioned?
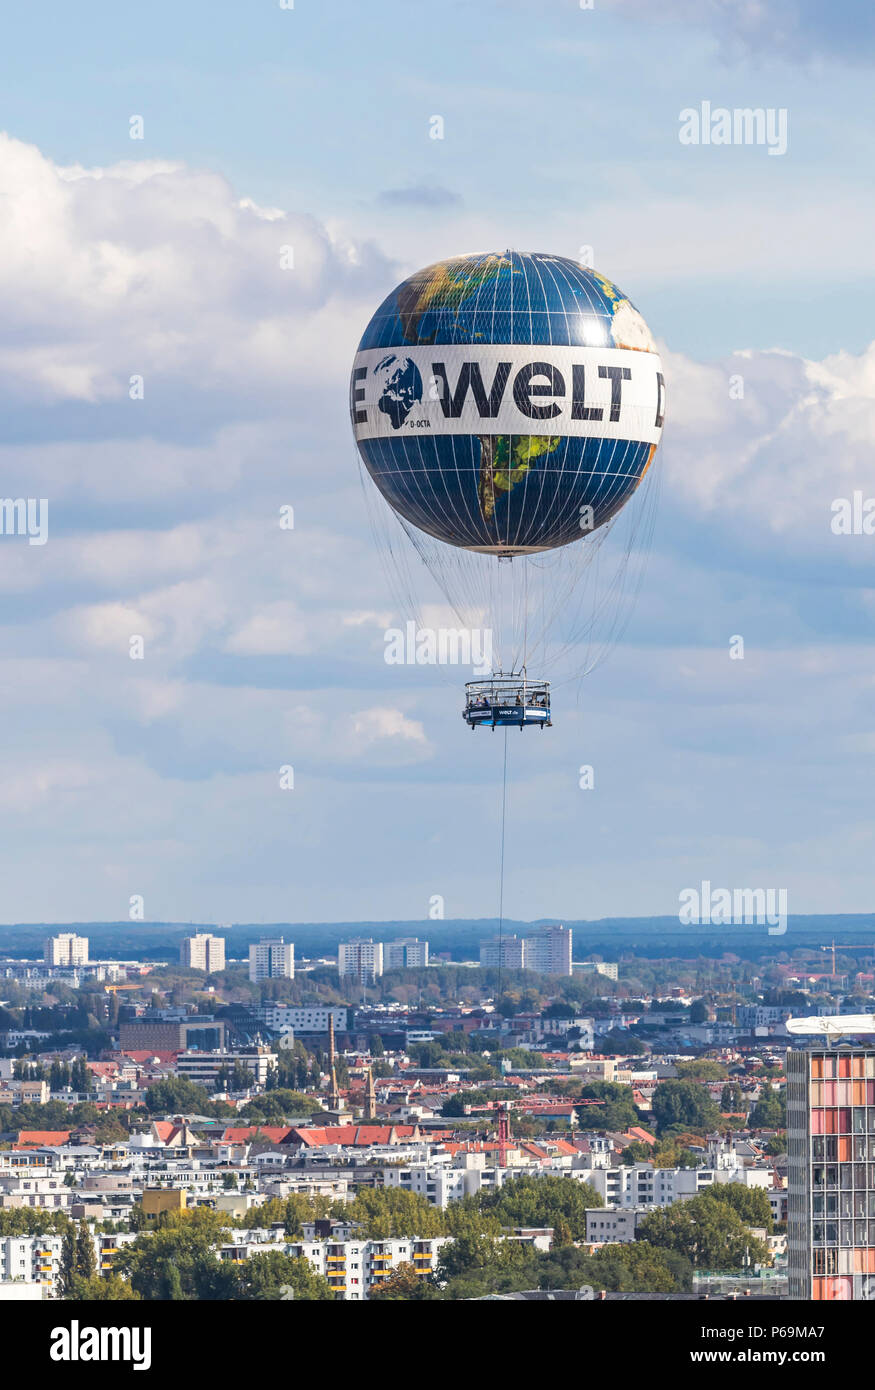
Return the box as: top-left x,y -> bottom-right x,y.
350,251 -> 665,729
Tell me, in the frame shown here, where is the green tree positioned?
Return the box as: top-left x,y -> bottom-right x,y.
748,1087 -> 786,1129
69,1273 -> 141,1300
342,1188 -> 445,1239
243,1090 -> 317,1122
114,1209 -> 237,1300
479,1175 -> 603,1242
651,1080 -> 720,1135
75,1226 -> 97,1281
144,1077 -> 211,1115
675,1059 -> 727,1081
576,1081 -> 638,1132
367,1261 -> 438,1300
59,1228 -> 77,1298
636,1194 -> 770,1269
234,1250 -> 335,1300
702,1183 -> 773,1233
720,1082 -> 744,1112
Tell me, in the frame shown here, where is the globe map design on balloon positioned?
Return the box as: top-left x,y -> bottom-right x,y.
373,354 -> 423,430
351,251 -> 664,554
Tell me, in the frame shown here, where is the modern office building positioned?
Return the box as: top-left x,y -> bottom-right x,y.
384,938 -> 429,970
118,1013 -> 225,1053
338,939 -> 383,983
248,938 -> 294,983
180,933 -> 226,973
43,934 -> 89,966
252,1005 -> 347,1034
479,936 -> 526,971
787,1045 -> 875,1299
525,924 -> 573,976
176,1047 -> 277,1089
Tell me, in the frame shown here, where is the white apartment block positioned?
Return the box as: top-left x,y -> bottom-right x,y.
283,1235 -> 448,1300
384,938 -> 429,970
43,934 -> 89,966
585,1208 -> 647,1243
248,938 -> 294,982
180,933 -> 226,973
525,925 -> 572,977
381,1160 -> 524,1208
338,939 -> 383,983
253,1005 -> 347,1033
582,1162 -> 773,1210
0,1173 -> 70,1210
0,1232 -> 136,1294
176,1048 -> 277,1087
479,935 -> 526,970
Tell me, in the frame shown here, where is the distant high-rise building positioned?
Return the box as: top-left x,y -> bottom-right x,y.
248,938 -> 294,983
180,933 -> 226,973
44,934 -> 89,967
479,936 -> 526,971
384,938 -> 429,970
787,1045 -> 875,1300
338,939 -> 383,983
525,925 -> 573,977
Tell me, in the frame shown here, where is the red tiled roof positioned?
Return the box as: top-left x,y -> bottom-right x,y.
221,1126 -> 293,1144
623,1127 -> 657,1146
15,1130 -> 72,1148
288,1125 -> 420,1148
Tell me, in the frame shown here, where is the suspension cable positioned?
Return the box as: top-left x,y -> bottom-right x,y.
497,725 -> 509,1001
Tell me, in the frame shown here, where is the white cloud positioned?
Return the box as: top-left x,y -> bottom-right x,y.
0,133 -> 392,404
349,707 -> 427,746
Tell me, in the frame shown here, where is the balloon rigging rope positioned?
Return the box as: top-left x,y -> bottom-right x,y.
497,724 -> 509,1000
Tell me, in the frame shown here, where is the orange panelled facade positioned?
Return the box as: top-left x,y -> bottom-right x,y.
798,1049 -> 875,1299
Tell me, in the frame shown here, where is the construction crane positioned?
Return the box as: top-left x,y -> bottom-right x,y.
819,942 -> 874,978
102,983 -> 141,994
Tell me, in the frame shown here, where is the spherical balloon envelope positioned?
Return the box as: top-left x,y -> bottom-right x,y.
351,251 -> 665,694
351,251 -> 664,556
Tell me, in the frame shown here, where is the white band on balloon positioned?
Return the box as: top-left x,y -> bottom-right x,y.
351,344 -> 664,446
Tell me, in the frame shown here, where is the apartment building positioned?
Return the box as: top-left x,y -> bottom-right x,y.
479,935 -> 526,970
282,1235 -> 448,1300
180,933 -> 226,973
381,1159 -> 524,1208
583,1162 -> 772,1209
248,938 -> 294,983
384,938 -> 429,970
338,939 -> 383,983
43,934 -> 88,966
0,1231 -> 137,1294
525,925 -> 573,977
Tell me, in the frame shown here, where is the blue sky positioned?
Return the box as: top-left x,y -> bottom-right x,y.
0,0 -> 874,926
